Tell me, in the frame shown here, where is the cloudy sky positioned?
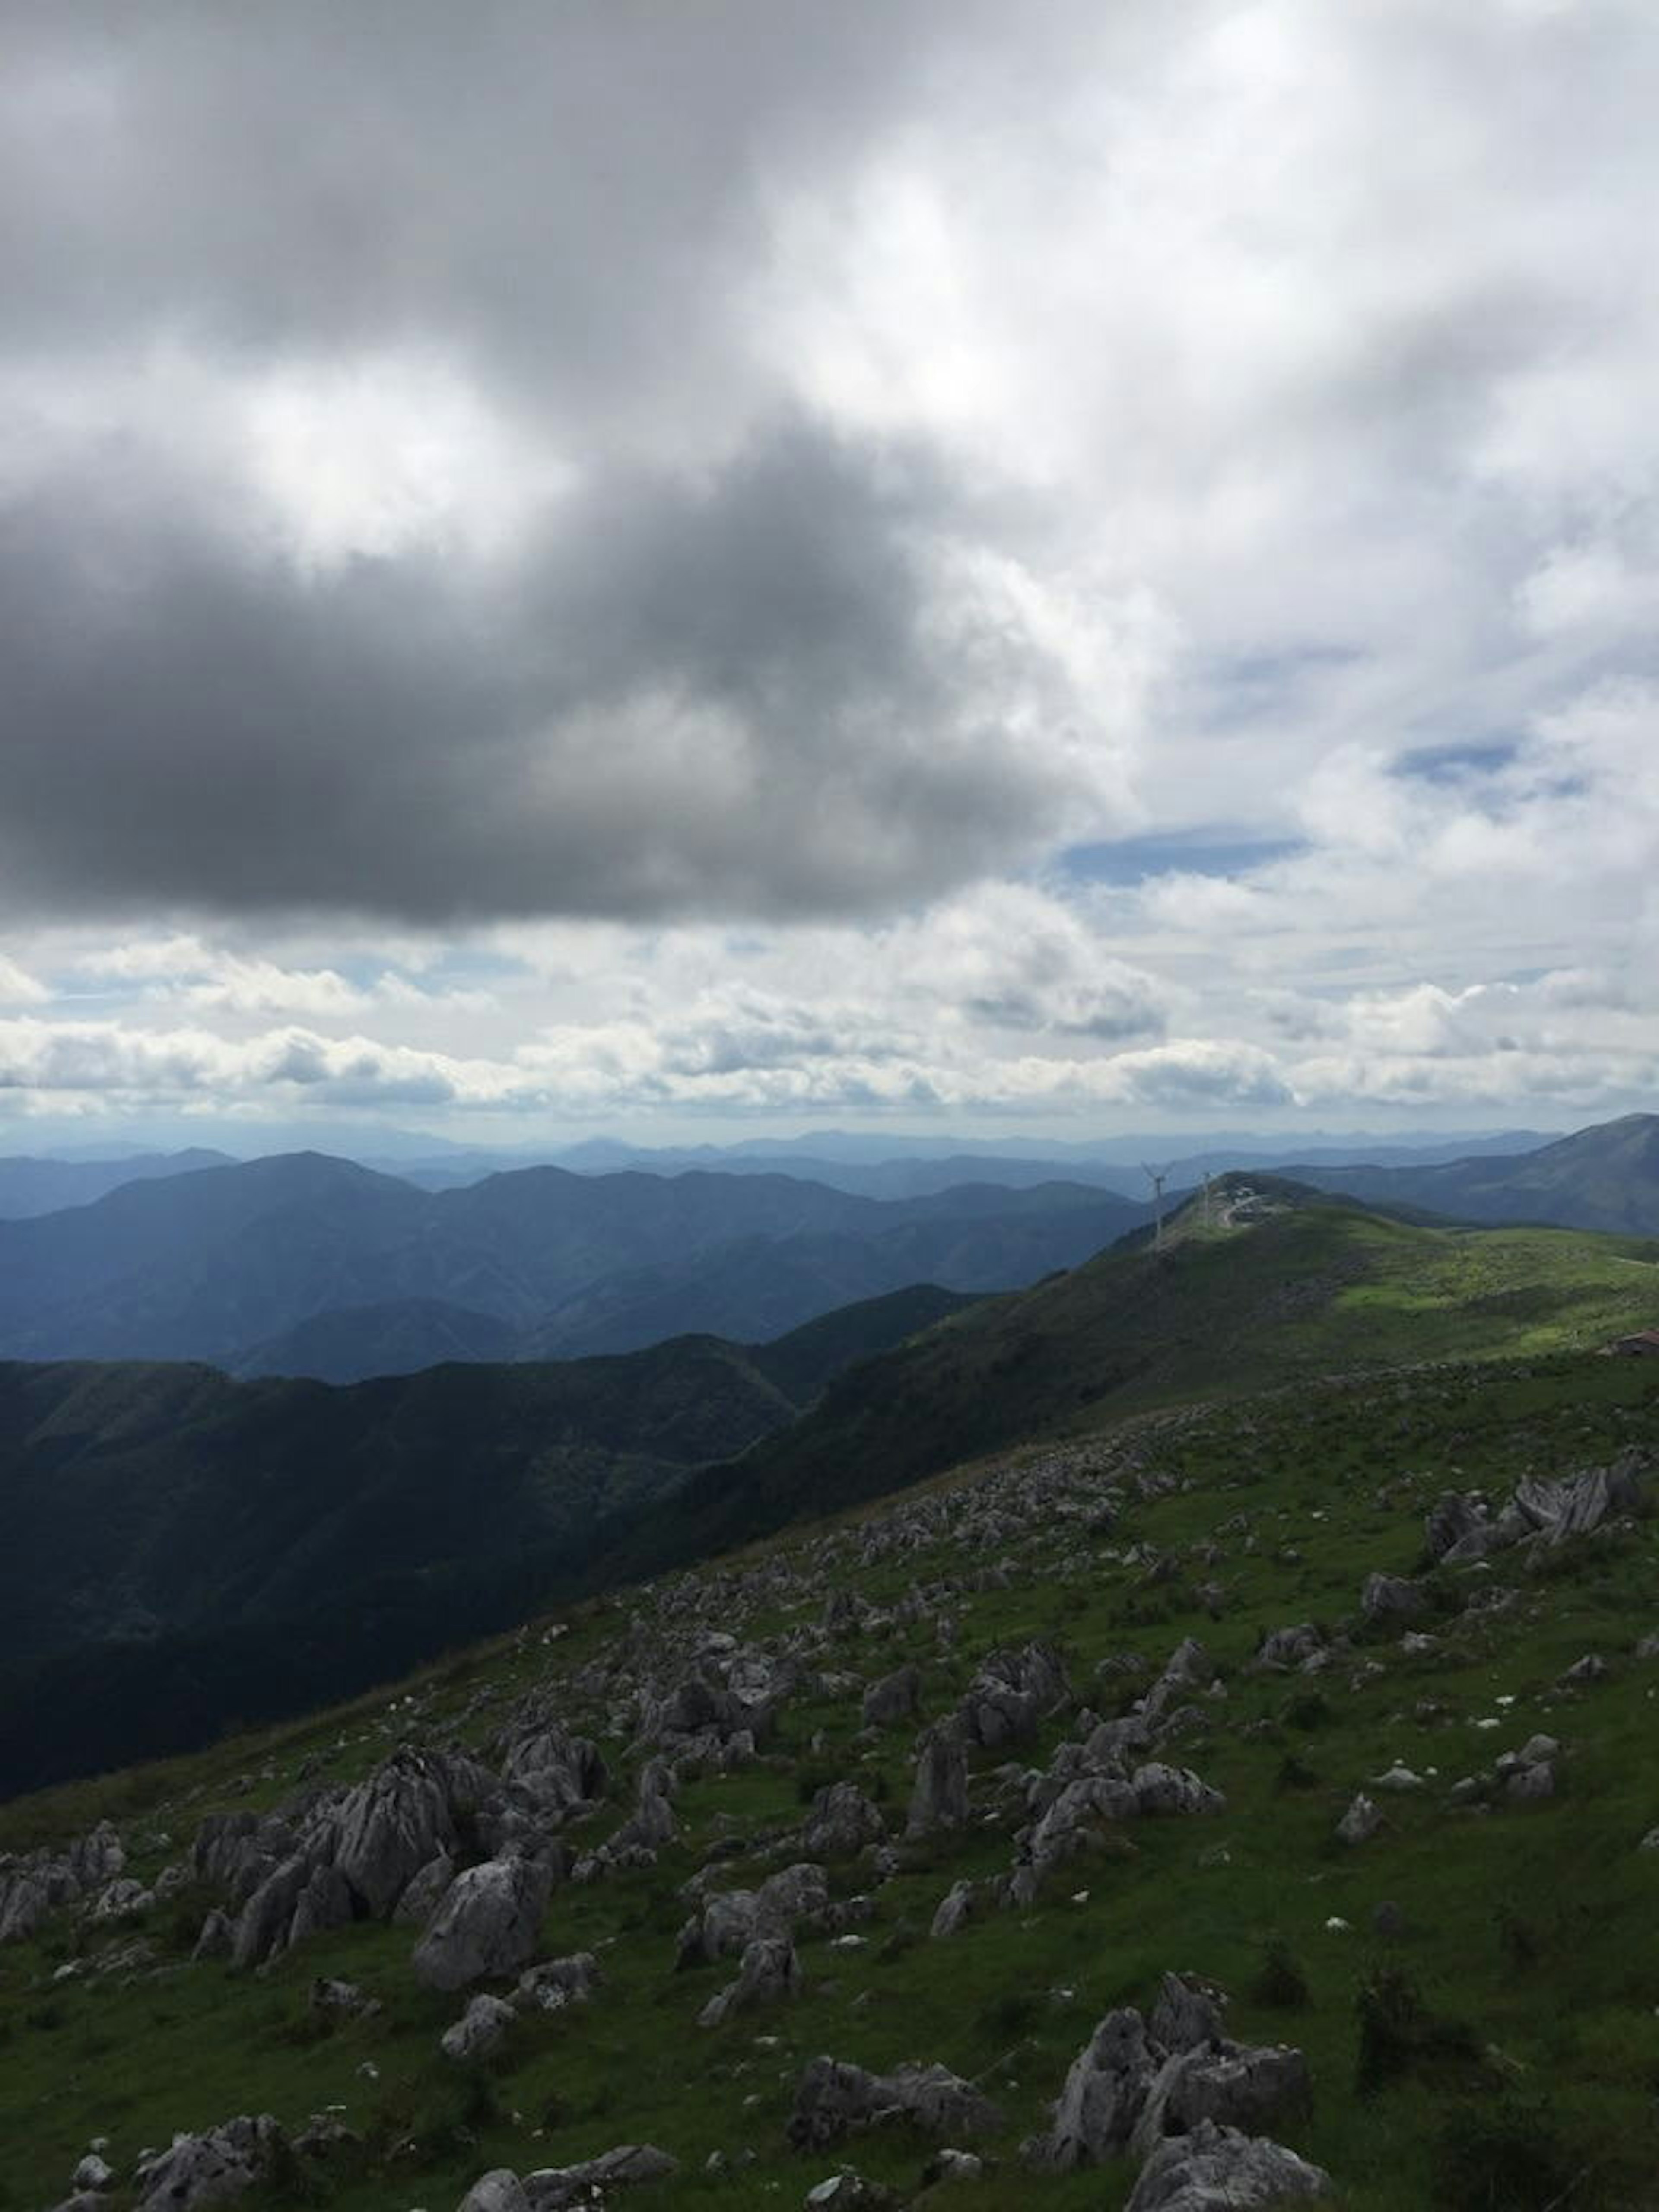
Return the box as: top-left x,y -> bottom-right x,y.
2,0 -> 1655,1148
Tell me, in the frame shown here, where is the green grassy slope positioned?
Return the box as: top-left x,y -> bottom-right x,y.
636,1185 -> 1659,1571
1,1350 -> 1656,2211
0,1287 -> 978,1795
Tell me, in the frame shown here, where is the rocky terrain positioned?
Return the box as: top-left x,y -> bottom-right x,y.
2,1341 -> 1656,2211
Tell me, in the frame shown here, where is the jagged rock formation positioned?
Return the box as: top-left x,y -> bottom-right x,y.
1125,2118 -> 1331,2208
0,1823 -> 123,1945
1424,1453 -> 1648,1566
1025,1976 -> 1309,2176
11,1358 -> 1653,2212
131,2115 -> 285,2212
676,1862 -> 830,1969
456,2145 -> 677,2211
787,2056 -> 1003,2150
861,1663 -> 922,1727
905,1723 -> 969,1835
696,1933 -> 800,2026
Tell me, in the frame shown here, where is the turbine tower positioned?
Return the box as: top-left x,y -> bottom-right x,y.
1143,1161 -> 1172,1253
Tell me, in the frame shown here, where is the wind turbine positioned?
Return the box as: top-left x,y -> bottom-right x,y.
1142,1161 -> 1172,1253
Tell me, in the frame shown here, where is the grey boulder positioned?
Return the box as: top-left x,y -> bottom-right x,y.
133,2115 -> 284,2212
906,1725 -> 969,1836
1125,2119 -> 1330,2209
515,1951 -> 602,2010
457,2174 -> 532,2212
788,2057 -> 1002,2150
1023,2007 -> 1158,2169
1360,1573 -> 1428,1621
800,1781 -> 885,1859
1132,2042 -> 1312,2157
861,1665 -> 922,1729
441,1992 -> 518,2061
697,1934 -> 800,2027
413,1854 -> 555,1991
522,2144 -> 677,2206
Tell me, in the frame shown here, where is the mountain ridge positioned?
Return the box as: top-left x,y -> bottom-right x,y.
0,1151 -> 1144,1376
1286,1112 -> 1659,1234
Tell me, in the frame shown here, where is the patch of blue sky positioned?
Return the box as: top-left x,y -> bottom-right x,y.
1190,642 -> 1367,723
1391,737 -> 1520,784
1055,833 -> 1306,887
369,947 -> 529,988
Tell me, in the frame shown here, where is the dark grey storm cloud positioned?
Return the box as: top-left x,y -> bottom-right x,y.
0,0 -> 1022,430
0,418 -> 1103,922
0,0 -> 1128,925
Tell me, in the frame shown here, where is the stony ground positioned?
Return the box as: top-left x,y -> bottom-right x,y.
3,1348 -> 1658,2212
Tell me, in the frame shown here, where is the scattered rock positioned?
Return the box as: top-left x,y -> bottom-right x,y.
1131,2040 -> 1312,2156
924,2148 -> 985,2183
800,1781 -> 886,1859
309,1976 -> 378,2018
520,2143 -> 677,2206
958,1641 -> 1072,1748
1024,2007 -> 1159,2168
676,1863 -> 829,1969
802,2174 -> 896,2209
132,2114 -> 284,2212
930,1878 -> 978,1939
1360,1573 -> 1428,1622
788,2057 -> 1002,2150
1125,2118 -> 1331,2209
698,1935 -> 800,2027
457,2174 -> 531,2212
1255,1625 -> 1326,1671
514,1951 -> 601,2011
1148,1971 -> 1228,2054
412,1854 -> 556,1991
861,1665 -> 922,1729
906,1725 -> 969,1836
441,1991 -> 518,2061
1335,1794 -> 1381,1846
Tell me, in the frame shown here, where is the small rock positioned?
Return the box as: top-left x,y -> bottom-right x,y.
456,2174 -> 531,2212
925,2148 -> 985,2183
441,1993 -> 518,2062
1335,1794 -> 1381,1846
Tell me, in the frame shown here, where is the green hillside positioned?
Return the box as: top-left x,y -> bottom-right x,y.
0,1287 -> 977,1795
1,1346 -> 1656,2211
637,1181 -> 1659,1571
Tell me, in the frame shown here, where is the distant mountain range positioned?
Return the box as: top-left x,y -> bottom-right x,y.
0,1118 -> 1656,1384
6,1169 -> 1655,1796
0,1283 -> 975,1794
0,1147 -> 235,1218
0,1150 -> 1141,1379
384,1127 -> 1558,1196
1285,1113 -> 1659,1235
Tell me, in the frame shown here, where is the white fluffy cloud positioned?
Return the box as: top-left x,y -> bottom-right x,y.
1,2 -> 1656,1138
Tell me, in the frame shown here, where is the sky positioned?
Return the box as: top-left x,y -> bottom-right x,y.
2,0 -> 1656,1150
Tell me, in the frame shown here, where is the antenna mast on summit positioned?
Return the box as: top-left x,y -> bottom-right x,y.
1143,1162 -> 1171,1254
